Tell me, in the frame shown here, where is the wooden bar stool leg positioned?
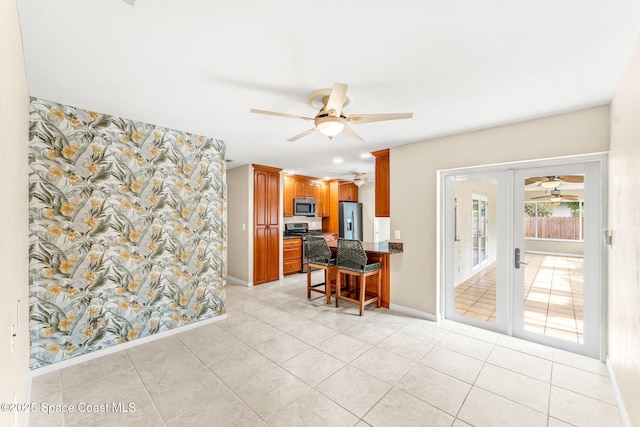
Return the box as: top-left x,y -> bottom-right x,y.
376,270 -> 381,308
359,273 -> 365,316
325,268 -> 331,304
336,270 -> 341,308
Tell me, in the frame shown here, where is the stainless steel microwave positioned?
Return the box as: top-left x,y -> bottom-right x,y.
293,198 -> 317,216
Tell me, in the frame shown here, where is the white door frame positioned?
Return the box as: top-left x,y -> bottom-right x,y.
439,153 -> 607,359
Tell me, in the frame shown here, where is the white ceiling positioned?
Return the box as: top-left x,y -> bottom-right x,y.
17,0 -> 640,181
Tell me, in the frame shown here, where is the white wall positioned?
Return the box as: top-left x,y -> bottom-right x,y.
390,105 -> 610,315
0,0 -> 30,425
608,34 -> 640,426
226,165 -> 252,283
359,182 -> 375,241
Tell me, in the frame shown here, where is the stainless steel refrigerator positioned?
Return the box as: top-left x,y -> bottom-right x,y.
339,202 -> 363,240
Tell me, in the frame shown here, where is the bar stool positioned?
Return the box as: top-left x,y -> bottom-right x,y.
306,236 -> 337,304
335,238 -> 381,316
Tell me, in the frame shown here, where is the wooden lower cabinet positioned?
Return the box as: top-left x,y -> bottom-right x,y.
283,238 -> 302,275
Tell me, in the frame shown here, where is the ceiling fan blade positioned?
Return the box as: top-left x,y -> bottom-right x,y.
558,175 -> 584,183
348,112 -> 413,125
340,125 -> 364,142
325,83 -> 348,116
287,127 -> 318,142
562,195 -> 579,200
530,195 -> 552,200
250,109 -> 314,121
525,177 -> 549,185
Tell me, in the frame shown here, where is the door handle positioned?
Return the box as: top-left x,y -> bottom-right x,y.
514,248 -> 528,269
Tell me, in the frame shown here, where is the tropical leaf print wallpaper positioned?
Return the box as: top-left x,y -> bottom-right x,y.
28,97 -> 227,369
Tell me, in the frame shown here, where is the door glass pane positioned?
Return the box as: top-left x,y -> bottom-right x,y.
479,200 -> 487,263
523,174 -> 585,343
454,183 -> 497,323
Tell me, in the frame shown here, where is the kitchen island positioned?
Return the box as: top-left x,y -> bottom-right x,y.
326,240 -> 403,309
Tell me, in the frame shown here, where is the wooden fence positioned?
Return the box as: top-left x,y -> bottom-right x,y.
525,217 -> 584,240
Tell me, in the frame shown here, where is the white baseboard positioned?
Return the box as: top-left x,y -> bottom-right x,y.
226,275 -> 252,287
606,356 -> 631,427
30,313 -> 227,377
389,303 -> 437,322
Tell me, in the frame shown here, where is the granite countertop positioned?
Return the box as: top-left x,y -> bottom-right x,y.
283,235 -> 302,240
326,240 -> 403,254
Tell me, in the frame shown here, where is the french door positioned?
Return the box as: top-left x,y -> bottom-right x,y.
442,156 -> 606,358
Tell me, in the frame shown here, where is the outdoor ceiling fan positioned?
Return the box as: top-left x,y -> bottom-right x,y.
524,175 -> 584,188
530,188 -> 579,202
250,83 -> 413,142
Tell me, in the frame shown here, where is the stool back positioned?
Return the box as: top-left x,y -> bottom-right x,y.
337,238 -> 367,272
306,235 -> 332,265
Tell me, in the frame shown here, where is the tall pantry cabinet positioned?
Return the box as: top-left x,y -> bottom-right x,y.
253,164 -> 281,285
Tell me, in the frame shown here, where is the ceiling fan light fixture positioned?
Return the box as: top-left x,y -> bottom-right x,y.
540,180 -> 559,189
550,197 -> 563,202
316,116 -> 346,139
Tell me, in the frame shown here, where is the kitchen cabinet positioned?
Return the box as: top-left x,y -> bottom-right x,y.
372,149 -> 390,217
293,179 -> 316,199
323,181 -> 340,234
339,181 -> 358,202
283,176 -> 294,217
315,181 -> 329,217
283,237 -> 302,275
253,164 -> 281,285
284,175 -> 324,217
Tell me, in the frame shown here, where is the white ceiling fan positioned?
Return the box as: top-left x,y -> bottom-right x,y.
352,172 -> 367,187
524,175 -> 584,188
530,188 -> 579,202
250,83 -> 413,142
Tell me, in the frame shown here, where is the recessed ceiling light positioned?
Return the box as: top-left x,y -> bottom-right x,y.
323,176 -> 331,180
333,158 -> 343,164
361,153 -> 372,158
286,170 -> 296,175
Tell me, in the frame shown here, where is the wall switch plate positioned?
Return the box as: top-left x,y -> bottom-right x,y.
394,230 -> 401,239
10,322 -> 16,352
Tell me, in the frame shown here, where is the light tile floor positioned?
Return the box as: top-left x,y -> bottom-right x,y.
455,254 -> 584,343
29,271 -> 620,426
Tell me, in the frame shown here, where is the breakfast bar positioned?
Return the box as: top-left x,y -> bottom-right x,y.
326,240 -> 403,308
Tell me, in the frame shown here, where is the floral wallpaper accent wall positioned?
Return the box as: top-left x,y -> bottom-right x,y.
28,98 -> 227,369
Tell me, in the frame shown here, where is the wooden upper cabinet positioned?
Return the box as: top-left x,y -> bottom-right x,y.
372,149 -> 390,217
292,178 -> 315,199
339,181 -> 358,202
283,176 -> 294,217
284,175 -> 323,217
315,181 -> 329,217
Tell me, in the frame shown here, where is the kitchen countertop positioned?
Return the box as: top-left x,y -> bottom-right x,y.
326,240 -> 403,254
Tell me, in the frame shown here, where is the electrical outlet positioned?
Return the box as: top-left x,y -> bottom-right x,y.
394,230 -> 401,239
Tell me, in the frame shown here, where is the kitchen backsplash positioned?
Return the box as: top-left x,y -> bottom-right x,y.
283,216 -> 323,230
